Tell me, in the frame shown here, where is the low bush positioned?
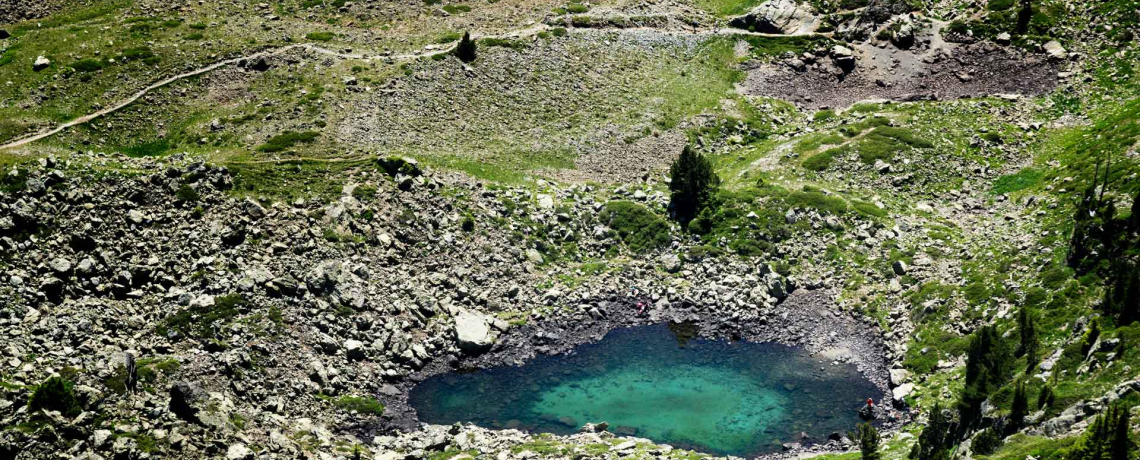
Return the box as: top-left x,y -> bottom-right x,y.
258,131 -> 319,152
306,32 -> 335,41
28,376 -> 82,417
333,395 -> 385,416
599,201 -> 671,253
158,293 -> 246,339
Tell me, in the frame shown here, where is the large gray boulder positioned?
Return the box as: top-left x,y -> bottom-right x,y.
454,311 -> 494,353
729,0 -> 818,35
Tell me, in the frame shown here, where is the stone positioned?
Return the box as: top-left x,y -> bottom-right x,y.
890,368 -> 910,386
784,208 -> 798,224
892,383 -> 915,402
345,339 -> 365,360
455,311 -> 493,353
33,56 -> 50,71
995,32 -> 1011,45
536,194 -> 554,210
226,443 -> 253,460
729,0 -> 818,35
659,253 -> 682,273
127,209 -> 146,225
243,198 -> 267,219
892,260 -> 908,276
874,159 -> 892,174
0,30 -> 9,40
525,248 -> 544,264
49,257 -> 72,274
1044,41 -> 1067,60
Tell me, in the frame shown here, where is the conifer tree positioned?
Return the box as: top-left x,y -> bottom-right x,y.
668,146 -> 720,226
1010,380 -> 1029,432
912,404 -> 954,460
1017,306 -> 1039,372
455,31 -> 477,63
856,422 -> 881,460
960,325 -> 1013,428
1111,405 -> 1132,460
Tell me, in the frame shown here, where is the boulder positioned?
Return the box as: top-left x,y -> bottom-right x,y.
345,339 -> 366,361
1044,41 -> 1067,60
0,30 -> 9,39
455,311 -> 494,353
33,56 -> 50,71
729,0 -> 818,35
170,381 -> 231,431
659,253 -> 682,273
892,383 -> 915,403
995,32 -> 1012,45
242,198 -> 267,219
892,260 -> 908,276
226,443 -> 253,460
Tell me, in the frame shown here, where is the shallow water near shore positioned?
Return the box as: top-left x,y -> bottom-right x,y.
409,323 -> 879,457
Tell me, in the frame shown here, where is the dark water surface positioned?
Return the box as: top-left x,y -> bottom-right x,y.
409,324 -> 879,457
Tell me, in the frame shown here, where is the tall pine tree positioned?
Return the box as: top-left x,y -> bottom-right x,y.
1017,306 -> 1039,372
912,404 -> 954,460
455,32 -> 476,63
856,422 -> 881,460
1010,379 -> 1029,432
959,325 -> 1013,428
668,146 -> 720,226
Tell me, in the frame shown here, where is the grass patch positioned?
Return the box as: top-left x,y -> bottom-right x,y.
331,395 -> 385,416
257,131 -> 320,152
306,32 -> 336,42
992,167 -> 1045,195
691,0 -> 764,16
442,4 -> 472,14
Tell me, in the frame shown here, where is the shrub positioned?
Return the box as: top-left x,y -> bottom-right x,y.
442,4 -> 471,14
972,428 -> 1002,455
813,109 -> 837,122
599,201 -> 671,253
334,395 -> 385,416
258,131 -> 319,152
121,47 -> 155,62
351,185 -> 377,201
176,184 -> 199,202
71,58 -> 107,72
455,31 -> 477,63
183,33 -> 204,40
461,214 -> 475,232
551,27 -> 568,37
668,146 -> 720,225
567,2 -> 589,13
306,32 -> 335,41
802,149 -> 839,171
158,293 -> 246,339
28,376 -> 82,417
189,23 -> 208,30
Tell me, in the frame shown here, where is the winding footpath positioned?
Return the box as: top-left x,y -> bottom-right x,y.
0,23 -> 823,152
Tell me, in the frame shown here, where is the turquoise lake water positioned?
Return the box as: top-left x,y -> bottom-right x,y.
409,324 -> 879,457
